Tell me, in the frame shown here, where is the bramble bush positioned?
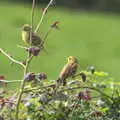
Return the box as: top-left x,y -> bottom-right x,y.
0,0 -> 120,120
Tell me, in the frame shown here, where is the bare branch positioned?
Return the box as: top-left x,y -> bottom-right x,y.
0,48 -> 25,68
35,0 -> 54,33
30,0 -> 35,46
0,80 -> 21,83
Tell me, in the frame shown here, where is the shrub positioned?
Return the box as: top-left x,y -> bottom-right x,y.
0,0 -> 120,120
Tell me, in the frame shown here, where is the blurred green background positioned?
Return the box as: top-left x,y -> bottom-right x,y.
0,0 -> 120,88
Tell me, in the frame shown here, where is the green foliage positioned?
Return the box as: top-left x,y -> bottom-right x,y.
0,69 -> 120,120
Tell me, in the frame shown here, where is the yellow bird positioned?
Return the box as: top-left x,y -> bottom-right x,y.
22,24 -> 43,48
57,56 -> 79,85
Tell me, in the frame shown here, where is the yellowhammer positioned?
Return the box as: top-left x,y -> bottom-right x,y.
57,56 -> 78,85
22,24 -> 43,48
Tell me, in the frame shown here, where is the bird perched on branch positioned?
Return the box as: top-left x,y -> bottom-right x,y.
57,56 -> 79,86
22,24 -> 44,48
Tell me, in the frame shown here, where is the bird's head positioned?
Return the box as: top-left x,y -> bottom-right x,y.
22,24 -> 31,32
67,56 -> 78,63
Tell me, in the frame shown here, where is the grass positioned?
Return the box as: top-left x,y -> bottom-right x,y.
0,2 -> 120,89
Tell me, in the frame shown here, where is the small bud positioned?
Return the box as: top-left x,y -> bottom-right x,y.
0,76 -> 7,86
27,47 -> 40,56
78,91 -> 91,101
88,65 -> 95,74
80,72 -> 86,82
24,102 -> 31,108
21,61 -> 26,65
38,72 -> 47,80
39,94 -> 47,104
41,8 -> 47,14
24,73 -> 36,81
0,76 -> 5,80
78,92 -> 84,99
51,21 -> 60,29
91,111 -> 102,117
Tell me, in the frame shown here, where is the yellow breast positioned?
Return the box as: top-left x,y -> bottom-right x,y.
22,31 -> 30,45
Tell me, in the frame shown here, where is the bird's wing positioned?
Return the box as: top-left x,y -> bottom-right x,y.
69,62 -> 78,76
31,33 -> 42,46
59,63 -> 73,80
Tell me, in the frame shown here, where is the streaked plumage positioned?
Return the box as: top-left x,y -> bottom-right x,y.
57,56 -> 78,85
22,24 -> 43,47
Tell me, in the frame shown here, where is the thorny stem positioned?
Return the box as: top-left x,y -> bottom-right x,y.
35,0 -> 54,33
0,48 -> 25,68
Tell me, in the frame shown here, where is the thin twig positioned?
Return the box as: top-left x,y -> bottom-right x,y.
31,0 -> 35,31
0,48 -> 25,68
43,27 -> 53,42
35,0 -> 54,33
17,44 -> 28,50
30,0 -> 35,46
0,80 -> 21,83
37,27 -> 52,50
